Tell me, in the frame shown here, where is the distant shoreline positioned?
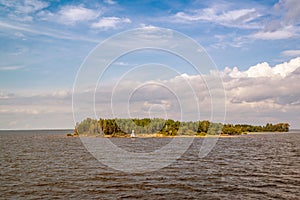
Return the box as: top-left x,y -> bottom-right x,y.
74,118 -> 290,137
68,131 -> 290,138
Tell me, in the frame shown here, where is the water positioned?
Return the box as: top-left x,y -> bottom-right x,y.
1,130 -> 299,199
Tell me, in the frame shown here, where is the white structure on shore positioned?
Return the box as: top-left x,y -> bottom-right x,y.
130,130 -> 135,138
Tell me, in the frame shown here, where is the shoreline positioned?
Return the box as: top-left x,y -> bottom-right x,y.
68,131 -> 289,138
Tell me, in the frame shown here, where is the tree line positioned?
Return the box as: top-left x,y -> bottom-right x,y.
73,118 -> 289,136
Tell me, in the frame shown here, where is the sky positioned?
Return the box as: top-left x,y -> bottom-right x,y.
0,0 -> 300,129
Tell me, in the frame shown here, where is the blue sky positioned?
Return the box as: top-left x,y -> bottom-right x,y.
0,0 -> 300,129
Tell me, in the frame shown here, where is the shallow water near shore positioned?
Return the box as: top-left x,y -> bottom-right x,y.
1,130 -> 299,199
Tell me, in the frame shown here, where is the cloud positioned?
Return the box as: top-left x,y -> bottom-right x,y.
0,0 -> 49,21
98,57 -> 299,127
51,89 -> 71,98
251,0 -> 300,40
0,65 -> 24,71
274,0 -> 300,25
0,108 -> 41,115
224,57 -> 300,78
222,57 -> 300,106
173,6 -> 261,29
0,91 -> 15,99
219,57 -> 300,126
14,32 -> 26,40
91,17 -> 131,29
211,33 -> 249,49
0,21 -> 100,43
18,0 -> 49,13
114,61 -> 131,66
45,5 -> 101,25
251,25 -> 296,40
281,50 -> 300,57
0,89 -> 74,129
1,57 -> 300,129
104,0 -> 117,5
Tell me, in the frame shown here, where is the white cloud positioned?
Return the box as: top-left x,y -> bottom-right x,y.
251,25 -> 296,40
174,6 -> 261,29
91,17 -> 131,29
281,50 -> 300,57
0,91 -> 15,99
69,57 -> 300,128
14,32 -> 26,39
0,0 -> 49,13
220,57 -> 300,127
0,21 -> 100,43
51,89 -> 71,98
20,0 -> 49,13
225,57 -> 300,78
0,89 -> 74,129
114,61 -> 131,66
55,5 -> 101,25
103,57 -> 300,126
104,0 -> 117,5
0,0 -> 49,21
0,108 -> 40,115
0,65 -> 24,71
251,0 -> 300,40
38,4 -> 101,25
2,58 -> 300,129
222,58 -> 300,105
274,0 -> 300,25
139,24 -> 159,30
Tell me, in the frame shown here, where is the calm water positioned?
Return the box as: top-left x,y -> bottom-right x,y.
0,130 -> 299,199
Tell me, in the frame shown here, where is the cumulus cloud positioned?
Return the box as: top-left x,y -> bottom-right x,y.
224,57 -> 300,78
93,57 -> 300,127
221,57 -> 300,126
91,17 -> 131,29
2,58 -> 300,129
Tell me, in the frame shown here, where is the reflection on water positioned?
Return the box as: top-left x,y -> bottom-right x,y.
0,130 -> 299,199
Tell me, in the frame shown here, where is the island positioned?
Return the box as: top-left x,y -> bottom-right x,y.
67,118 -> 290,137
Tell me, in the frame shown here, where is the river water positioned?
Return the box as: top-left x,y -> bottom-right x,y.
1,130 -> 299,199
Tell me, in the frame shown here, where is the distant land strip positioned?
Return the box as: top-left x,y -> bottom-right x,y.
68,118 -> 289,137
